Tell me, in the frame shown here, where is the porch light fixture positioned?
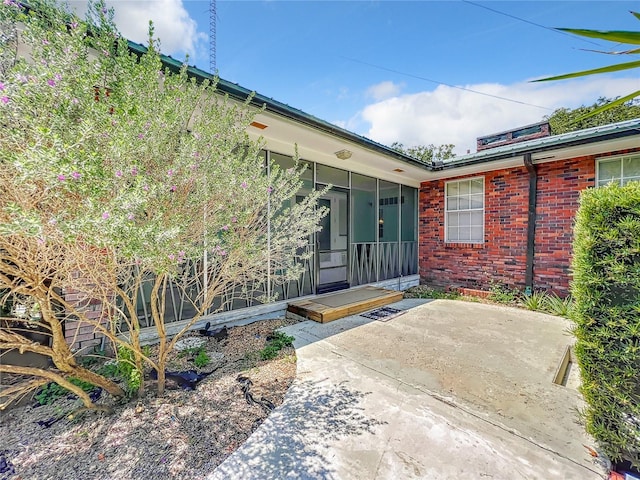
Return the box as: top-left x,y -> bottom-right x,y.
334,149 -> 352,160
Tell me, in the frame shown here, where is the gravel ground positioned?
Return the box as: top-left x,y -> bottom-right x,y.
0,318 -> 298,480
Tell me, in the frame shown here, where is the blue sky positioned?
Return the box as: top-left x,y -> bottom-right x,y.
77,1 -> 640,154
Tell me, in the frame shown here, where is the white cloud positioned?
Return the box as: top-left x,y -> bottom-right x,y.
71,0 -> 207,62
366,81 -> 404,101
360,77 -> 640,155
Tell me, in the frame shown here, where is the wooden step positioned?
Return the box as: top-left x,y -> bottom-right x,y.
287,286 -> 403,323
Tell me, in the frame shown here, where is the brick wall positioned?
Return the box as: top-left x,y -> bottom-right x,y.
63,287 -> 108,352
419,148 -> 640,296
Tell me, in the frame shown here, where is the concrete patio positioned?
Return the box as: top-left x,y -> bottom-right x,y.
209,299 -> 604,480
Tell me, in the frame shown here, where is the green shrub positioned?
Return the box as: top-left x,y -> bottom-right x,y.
403,286 -> 460,300
543,294 -> 573,318
520,290 -> 548,311
488,282 -> 520,304
35,378 -> 96,405
260,332 -> 294,360
97,346 -> 142,397
194,349 -> 211,368
572,181 -> 640,467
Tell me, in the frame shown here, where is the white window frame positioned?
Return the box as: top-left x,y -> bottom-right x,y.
444,176 -> 485,244
596,154 -> 640,187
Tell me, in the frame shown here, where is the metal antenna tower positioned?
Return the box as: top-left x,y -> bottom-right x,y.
209,0 -> 216,73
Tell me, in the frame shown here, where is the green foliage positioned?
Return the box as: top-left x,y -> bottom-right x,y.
194,348 -> 210,368
488,282 -> 520,305
97,346 -> 142,396
545,98 -> 640,135
259,332 -> 294,360
542,293 -> 573,318
571,181 -> 640,467
391,142 -> 456,164
0,0 -> 327,397
35,377 -> 96,405
520,290 -> 548,311
404,285 -> 460,300
533,11 -> 640,118
177,345 -> 210,367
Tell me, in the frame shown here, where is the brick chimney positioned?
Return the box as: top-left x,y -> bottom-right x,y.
476,121 -> 551,152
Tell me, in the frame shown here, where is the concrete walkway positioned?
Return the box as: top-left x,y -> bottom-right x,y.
209,299 -> 604,480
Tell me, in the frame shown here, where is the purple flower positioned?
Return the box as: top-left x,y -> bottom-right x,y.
127,213 -> 135,221
170,185 -> 177,192
71,98 -> 79,105
16,74 -> 27,83
115,170 -> 123,178
47,79 -> 56,87
190,164 -> 198,171
143,185 -> 149,191
221,225 -> 229,231
102,212 -> 110,220
42,39 -> 49,46
231,216 -> 237,223
219,250 -> 227,256
267,187 -> 273,193
55,73 -> 62,81
241,181 -> 248,189
131,167 -> 138,176
71,171 -> 81,180
1,97 -> 8,104
167,169 -> 174,177
48,218 -> 57,225
0,82 -> 4,91
168,254 -> 175,261
70,21 -> 78,29
137,133 -> 144,139
57,174 -> 66,181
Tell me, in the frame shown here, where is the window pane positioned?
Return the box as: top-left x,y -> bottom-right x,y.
458,227 -> 470,242
447,182 -> 458,196
471,178 -> 483,194
599,159 -> 621,184
317,164 -> 349,187
447,225 -> 459,241
448,197 -> 459,211
623,157 -> 640,178
458,211 -> 470,226
470,225 -> 483,242
351,173 -> 376,243
379,180 -> 399,241
459,181 -> 470,195
458,196 -> 469,210
401,185 -> 417,242
470,211 -> 483,226
470,194 -> 483,209
448,211 -> 459,227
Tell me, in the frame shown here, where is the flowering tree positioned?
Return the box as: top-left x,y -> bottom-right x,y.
0,0 -> 325,405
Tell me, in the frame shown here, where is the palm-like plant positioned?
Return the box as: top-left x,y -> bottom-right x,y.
534,11 -> 640,117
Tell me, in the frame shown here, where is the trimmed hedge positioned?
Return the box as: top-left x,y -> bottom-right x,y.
572,182 -> 640,466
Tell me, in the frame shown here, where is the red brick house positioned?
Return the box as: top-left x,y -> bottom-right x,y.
418,119 -> 640,297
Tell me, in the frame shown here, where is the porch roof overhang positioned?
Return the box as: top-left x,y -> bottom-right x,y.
127,41 -> 430,188
128,41 -> 640,188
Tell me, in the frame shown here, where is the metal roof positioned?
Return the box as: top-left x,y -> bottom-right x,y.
126,41 -> 640,174
126,41 -> 428,170
438,118 -> 640,170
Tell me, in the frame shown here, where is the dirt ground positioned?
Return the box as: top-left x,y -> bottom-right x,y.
0,318 -> 297,480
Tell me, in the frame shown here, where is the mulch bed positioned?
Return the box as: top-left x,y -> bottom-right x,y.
0,318 -> 298,480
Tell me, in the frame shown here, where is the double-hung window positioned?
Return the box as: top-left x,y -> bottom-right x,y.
445,177 -> 484,243
597,155 -> 640,186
